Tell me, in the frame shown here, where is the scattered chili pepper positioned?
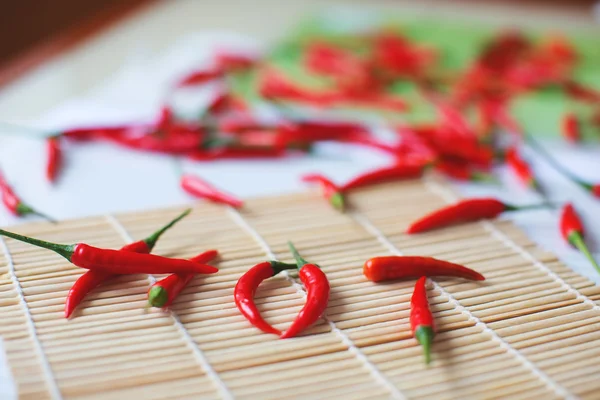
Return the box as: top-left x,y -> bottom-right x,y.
435,160 -> 494,182
301,174 -> 345,212
45,136 -> 62,184
341,163 -> 424,192
216,52 -> 256,72
176,68 -> 222,88
180,173 -> 243,208
0,228 -> 218,275
234,260 -> 298,335
0,171 -> 55,222
564,80 -> 600,103
407,197 -> 549,234
505,146 -> 538,189
65,209 -> 191,317
410,276 -> 435,365
148,249 -> 220,309
560,203 -> 600,275
363,256 -> 484,282
561,112 -> 580,143
280,242 -> 330,339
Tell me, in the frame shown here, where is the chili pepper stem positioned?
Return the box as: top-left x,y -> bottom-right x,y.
414,326 -> 434,365
143,208 -> 191,251
504,202 -> 553,212
329,192 -> 346,212
569,232 -> 600,275
0,228 -> 74,260
148,286 -> 169,308
270,261 -> 299,275
287,241 -> 309,268
17,204 -> 57,223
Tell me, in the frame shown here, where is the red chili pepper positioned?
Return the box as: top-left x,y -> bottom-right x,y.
301,174 -> 345,212
564,80 -> 600,104
45,136 -> 62,183
410,276 -> 435,365
0,171 -> 54,222
234,260 -> 298,335
561,113 -> 580,143
340,163 -> 424,192
180,173 -> 243,208
407,197 -> 548,234
363,256 -> 485,282
280,242 -> 330,339
435,160 -> 494,182
216,52 -> 256,72
560,203 -> 600,275
148,249 -> 220,309
62,126 -> 132,141
106,124 -> 204,154
176,68 -> 222,88
0,228 -> 218,275
65,209 -> 191,318
505,146 -> 538,188
187,147 -> 287,161
259,69 -> 338,106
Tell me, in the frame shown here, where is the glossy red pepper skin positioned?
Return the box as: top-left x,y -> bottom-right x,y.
559,203 -> 600,275
280,264 -> 330,339
106,125 -> 204,154
407,198 -> 546,234
281,242 -> 330,339
176,68 -> 222,87
148,250 -> 219,309
234,261 -> 297,335
64,209 -> 192,318
70,244 -> 218,275
45,137 -> 62,183
363,256 -> 485,282
505,147 -> 536,188
410,276 -> 435,365
302,174 -> 345,212
340,164 -> 423,192
435,160 -> 492,182
561,113 -> 580,143
180,174 -> 243,208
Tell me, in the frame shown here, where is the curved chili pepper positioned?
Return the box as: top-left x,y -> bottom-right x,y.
65,209 -> 192,317
176,68 -> 222,88
411,276 -> 435,365
435,160 -> 494,182
234,260 -> 298,335
106,126 -> 204,154
301,174 -> 345,212
216,52 -> 256,72
505,146 -> 538,189
148,249 -> 220,309
407,198 -> 549,234
561,113 -> 580,143
363,256 -> 485,282
341,164 -> 424,192
0,171 -> 54,222
280,242 -> 330,339
0,228 -> 218,275
181,173 -> 243,208
560,203 -> 600,275
45,136 -> 62,183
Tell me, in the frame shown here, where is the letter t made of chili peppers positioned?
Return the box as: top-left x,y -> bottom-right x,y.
410,276 -> 435,365
560,203 -> 600,275
280,241 -> 330,339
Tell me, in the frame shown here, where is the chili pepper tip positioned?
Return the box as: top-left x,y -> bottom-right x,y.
414,325 -> 434,365
148,286 -> 169,308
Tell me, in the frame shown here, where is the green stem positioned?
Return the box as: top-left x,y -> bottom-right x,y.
569,232 -> 600,276
504,202 -> 553,212
415,326 -> 435,365
0,228 -> 74,261
329,192 -> 346,213
525,134 -> 592,191
17,204 -> 57,224
269,261 -> 299,275
143,209 -> 191,251
148,286 -> 168,308
287,241 -> 309,268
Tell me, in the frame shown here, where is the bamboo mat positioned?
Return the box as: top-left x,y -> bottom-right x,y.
2,175 -> 600,400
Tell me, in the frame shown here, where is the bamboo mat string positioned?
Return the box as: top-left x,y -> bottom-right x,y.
226,207 -> 407,400
104,214 -> 234,400
347,210 -> 577,400
423,177 -> 600,313
0,237 -> 63,400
